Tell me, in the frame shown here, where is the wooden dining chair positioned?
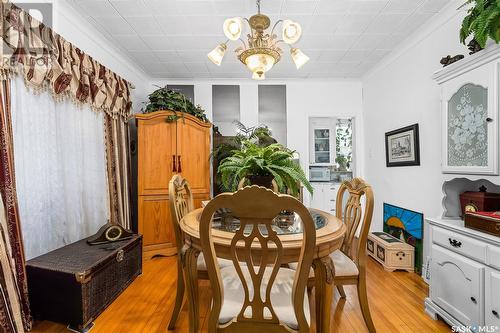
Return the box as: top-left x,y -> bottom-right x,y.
288,177 -> 376,333
167,174 -> 231,330
199,186 -> 316,333
332,178 -> 376,333
237,177 -> 303,201
237,177 -> 279,192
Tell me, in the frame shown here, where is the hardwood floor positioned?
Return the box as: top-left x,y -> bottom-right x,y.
31,255 -> 451,333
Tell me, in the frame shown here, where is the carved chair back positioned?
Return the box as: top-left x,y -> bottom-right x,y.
237,177 -> 279,192
168,174 -> 195,253
335,178 -> 374,266
200,186 -> 315,332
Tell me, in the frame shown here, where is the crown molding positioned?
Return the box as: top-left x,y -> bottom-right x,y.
433,44 -> 500,84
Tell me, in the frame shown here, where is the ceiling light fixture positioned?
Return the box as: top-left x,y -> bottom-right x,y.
208,0 -> 309,79
207,43 -> 227,66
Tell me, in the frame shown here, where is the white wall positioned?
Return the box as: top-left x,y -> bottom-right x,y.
362,0 -> 500,268
287,81 -> 364,173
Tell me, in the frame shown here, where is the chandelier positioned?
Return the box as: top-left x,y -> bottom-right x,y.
207,0 -> 310,80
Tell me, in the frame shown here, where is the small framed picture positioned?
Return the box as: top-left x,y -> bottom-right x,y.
385,124 -> 420,167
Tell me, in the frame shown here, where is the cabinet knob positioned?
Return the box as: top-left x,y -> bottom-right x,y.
493,310 -> 499,317
448,238 -> 462,248
486,117 -> 493,123
471,297 -> 477,304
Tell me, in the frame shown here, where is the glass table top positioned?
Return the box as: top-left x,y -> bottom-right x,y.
211,209 -> 327,235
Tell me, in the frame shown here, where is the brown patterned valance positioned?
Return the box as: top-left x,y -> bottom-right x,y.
0,1 -> 132,120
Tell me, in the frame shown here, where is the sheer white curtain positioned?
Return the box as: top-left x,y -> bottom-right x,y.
10,77 -> 108,260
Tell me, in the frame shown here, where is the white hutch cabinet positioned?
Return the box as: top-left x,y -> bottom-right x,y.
426,46 -> 500,330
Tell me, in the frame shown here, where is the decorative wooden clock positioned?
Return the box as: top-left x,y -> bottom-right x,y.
87,221 -> 134,245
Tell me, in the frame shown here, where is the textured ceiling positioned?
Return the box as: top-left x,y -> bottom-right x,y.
69,0 -> 452,79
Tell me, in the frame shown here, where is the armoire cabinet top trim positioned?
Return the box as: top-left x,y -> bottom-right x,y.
427,217 -> 500,247
135,110 -> 212,128
433,44 -> 500,84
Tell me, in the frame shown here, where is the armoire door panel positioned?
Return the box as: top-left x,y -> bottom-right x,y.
138,195 -> 174,248
137,119 -> 176,196
177,117 -> 211,194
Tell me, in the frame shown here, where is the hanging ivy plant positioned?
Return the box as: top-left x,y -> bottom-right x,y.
460,0 -> 500,48
143,86 -> 208,122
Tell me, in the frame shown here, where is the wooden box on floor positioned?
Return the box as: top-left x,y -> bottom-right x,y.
26,235 -> 142,332
135,111 -> 211,259
367,232 -> 414,272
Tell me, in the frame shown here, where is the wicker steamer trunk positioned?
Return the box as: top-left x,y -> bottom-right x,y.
26,235 -> 142,332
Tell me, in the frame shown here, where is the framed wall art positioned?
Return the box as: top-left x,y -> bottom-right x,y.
385,124 -> 420,167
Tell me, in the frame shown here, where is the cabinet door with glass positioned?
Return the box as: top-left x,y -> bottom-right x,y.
439,60 -> 498,175
309,118 -> 335,165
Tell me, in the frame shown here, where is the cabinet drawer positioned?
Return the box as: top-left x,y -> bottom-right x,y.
431,245 -> 484,326
432,226 -> 487,263
487,245 -> 500,271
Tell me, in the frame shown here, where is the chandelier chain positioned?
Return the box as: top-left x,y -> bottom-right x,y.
256,0 -> 261,14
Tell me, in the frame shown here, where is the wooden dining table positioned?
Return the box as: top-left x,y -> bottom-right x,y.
179,207 -> 346,333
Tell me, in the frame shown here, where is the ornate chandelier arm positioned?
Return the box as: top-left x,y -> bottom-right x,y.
270,19 -> 283,37
243,17 -> 254,39
238,38 -> 248,49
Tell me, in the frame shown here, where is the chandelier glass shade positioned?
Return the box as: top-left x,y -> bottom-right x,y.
282,20 -> 302,44
208,0 -> 309,79
290,48 -> 310,69
207,43 -> 227,66
223,17 -> 243,41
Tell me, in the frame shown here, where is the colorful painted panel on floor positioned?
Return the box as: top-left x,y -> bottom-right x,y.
383,203 -> 423,274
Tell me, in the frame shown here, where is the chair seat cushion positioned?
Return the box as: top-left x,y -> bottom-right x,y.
287,250 -> 359,278
218,266 -> 310,329
330,250 -> 359,277
197,253 -> 233,271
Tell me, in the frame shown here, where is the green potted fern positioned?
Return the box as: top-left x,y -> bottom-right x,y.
217,141 -> 313,195
460,0 -> 500,48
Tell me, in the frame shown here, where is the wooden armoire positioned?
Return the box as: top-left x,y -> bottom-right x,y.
135,111 -> 211,259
